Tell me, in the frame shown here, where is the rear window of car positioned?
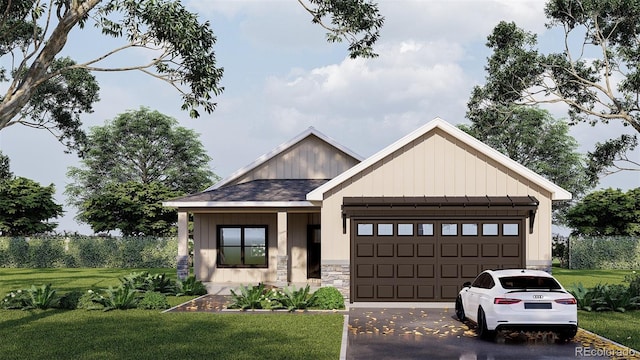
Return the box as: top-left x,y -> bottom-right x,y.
499,276 -> 562,290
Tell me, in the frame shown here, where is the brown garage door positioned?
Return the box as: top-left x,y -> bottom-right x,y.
351,218 -> 525,302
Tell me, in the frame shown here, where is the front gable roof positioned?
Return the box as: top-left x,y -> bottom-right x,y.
306,118 -> 572,201
206,127 -> 363,191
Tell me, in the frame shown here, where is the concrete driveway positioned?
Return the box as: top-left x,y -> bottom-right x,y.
345,306 -> 637,360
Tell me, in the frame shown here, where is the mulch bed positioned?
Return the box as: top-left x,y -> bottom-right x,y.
168,295 -> 231,312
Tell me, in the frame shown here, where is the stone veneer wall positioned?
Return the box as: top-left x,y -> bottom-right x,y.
276,255 -> 288,286
322,262 -> 350,302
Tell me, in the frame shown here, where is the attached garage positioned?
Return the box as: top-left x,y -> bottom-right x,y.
345,196 -> 537,302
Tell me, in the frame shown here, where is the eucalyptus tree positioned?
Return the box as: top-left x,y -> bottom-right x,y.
475,0 -> 640,179
0,0 -> 383,152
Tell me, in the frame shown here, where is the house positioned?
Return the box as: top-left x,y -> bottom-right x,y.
163,118 -> 571,303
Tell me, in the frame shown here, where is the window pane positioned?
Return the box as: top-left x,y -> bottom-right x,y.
357,224 -> 373,236
482,224 -> 498,236
398,224 -> 413,236
462,224 -> 478,236
245,227 -> 266,246
220,228 -> 241,246
219,247 -> 242,265
503,224 -> 519,236
418,224 -> 433,236
441,223 -> 458,236
245,245 -> 266,265
378,224 -> 393,236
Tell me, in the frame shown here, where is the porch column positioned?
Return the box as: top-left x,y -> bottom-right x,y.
276,210 -> 288,286
177,211 -> 189,281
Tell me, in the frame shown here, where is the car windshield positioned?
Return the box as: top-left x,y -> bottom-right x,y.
499,276 -> 562,290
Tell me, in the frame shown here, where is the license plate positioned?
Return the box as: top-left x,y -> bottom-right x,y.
525,302 -> 552,309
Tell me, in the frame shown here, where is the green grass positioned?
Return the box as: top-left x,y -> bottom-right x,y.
0,268 -> 343,359
551,266 -> 640,351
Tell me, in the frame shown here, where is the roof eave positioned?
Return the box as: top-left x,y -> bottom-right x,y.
162,201 -> 318,208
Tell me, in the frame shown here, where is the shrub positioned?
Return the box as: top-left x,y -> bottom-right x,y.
1,289 -> 30,309
78,290 -> 103,310
58,290 -> 84,310
26,284 -> 58,310
90,285 -> 139,311
176,276 -> 208,296
625,271 -> 640,297
228,283 -> 273,310
567,283 -> 594,312
569,236 -> 640,269
27,238 -> 65,268
272,285 -> 317,311
120,272 -> 176,295
138,291 -> 170,310
592,284 -> 640,312
310,287 -> 345,310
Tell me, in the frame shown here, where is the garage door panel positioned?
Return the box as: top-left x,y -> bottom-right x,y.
481,244 -> 499,257
397,264 -> 414,278
357,244 -> 374,257
377,243 -> 394,257
397,285 -> 414,298
417,243 -> 435,257
417,285 -> 435,299
417,264 -> 435,278
352,219 -> 524,302
441,243 -> 458,257
397,243 -> 414,257
377,285 -> 394,298
502,243 -> 520,257
461,243 -> 478,257
441,264 -> 458,278
357,264 -> 374,277
377,264 -> 394,277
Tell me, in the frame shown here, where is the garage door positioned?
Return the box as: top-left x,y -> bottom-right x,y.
352,218 -> 525,302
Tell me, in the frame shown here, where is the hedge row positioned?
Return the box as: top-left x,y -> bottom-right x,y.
568,236 -> 640,270
0,236 -> 177,268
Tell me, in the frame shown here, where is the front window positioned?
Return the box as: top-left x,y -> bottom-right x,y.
218,226 -> 267,268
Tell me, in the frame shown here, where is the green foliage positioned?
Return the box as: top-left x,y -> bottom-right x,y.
90,285 -> 140,311
66,107 -> 215,236
137,291 -> 170,310
272,285 -> 317,311
459,106 -> 592,223
567,283 -> 594,311
625,271 -> 640,297
0,177 -> 63,236
25,284 -> 58,310
567,281 -> 640,313
310,286 -> 345,310
302,0 -> 384,58
228,283 -> 272,310
0,235 -> 178,269
57,290 -> 84,310
569,236 -> 640,270
566,188 -> 640,236
120,272 -> 176,295
0,151 -> 11,181
1,289 -> 29,309
176,276 -> 208,296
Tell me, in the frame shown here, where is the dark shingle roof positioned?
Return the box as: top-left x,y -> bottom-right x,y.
175,179 -> 329,202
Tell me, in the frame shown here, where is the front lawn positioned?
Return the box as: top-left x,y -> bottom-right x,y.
0,269 -> 343,360
552,266 -> 640,351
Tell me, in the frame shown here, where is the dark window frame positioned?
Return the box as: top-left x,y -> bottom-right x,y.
217,225 -> 268,268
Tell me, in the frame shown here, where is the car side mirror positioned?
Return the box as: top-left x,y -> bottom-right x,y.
463,281 -> 472,288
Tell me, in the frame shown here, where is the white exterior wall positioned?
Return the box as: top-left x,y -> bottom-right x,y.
320,129 -> 554,268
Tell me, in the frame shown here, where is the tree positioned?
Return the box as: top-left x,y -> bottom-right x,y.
460,105 -> 593,223
0,176 -> 64,236
0,0 -> 383,152
0,151 -> 11,181
66,107 -> 215,234
80,181 -> 182,236
475,0 -> 640,179
566,188 -> 640,236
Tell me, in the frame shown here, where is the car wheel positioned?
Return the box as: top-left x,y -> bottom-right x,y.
455,296 -> 466,321
477,307 -> 495,340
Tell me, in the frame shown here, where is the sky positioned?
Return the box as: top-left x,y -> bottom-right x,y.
0,0 -> 638,234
